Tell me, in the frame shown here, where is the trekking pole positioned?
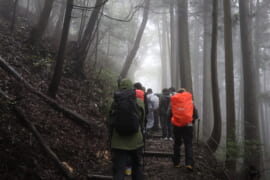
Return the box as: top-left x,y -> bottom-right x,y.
196,118 -> 200,144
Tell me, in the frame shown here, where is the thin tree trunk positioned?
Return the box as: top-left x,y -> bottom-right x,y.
157,20 -> 164,86
164,14 -> 171,88
25,0 -> 30,18
177,0 -> 193,93
254,3 -> 266,170
202,0 -> 213,141
48,0 -> 73,98
77,0 -> 88,45
76,0 -> 106,77
29,0 -> 55,43
0,0 -> 14,19
106,30 -> 111,57
158,12 -> 168,88
170,0 -> 177,88
206,0 -> 221,153
239,0 -> 261,170
190,2 -> 202,115
10,0 -> 18,32
53,0 -> 66,47
224,0 -> 236,171
120,0 -> 150,78
93,25 -> 99,69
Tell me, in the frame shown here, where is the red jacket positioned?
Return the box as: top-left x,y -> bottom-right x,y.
136,89 -> 145,101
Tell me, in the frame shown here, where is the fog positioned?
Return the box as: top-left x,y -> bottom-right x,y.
134,23 -> 162,93
2,0 -> 270,178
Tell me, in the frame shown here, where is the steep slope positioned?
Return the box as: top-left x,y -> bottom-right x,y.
0,17 -> 111,179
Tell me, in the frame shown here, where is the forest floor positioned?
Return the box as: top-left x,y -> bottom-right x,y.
0,16 -> 230,179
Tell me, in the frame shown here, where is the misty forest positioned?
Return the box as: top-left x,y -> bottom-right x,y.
0,0 -> 270,179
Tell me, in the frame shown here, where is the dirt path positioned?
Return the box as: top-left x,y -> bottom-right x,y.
93,130 -> 228,180
144,136 -> 223,180
145,139 -> 219,180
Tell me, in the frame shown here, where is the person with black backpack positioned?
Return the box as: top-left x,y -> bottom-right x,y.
159,88 -> 173,140
109,79 -> 145,180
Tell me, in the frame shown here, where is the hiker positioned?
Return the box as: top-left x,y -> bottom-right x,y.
152,93 -> 161,132
108,79 -> 145,180
121,82 -> 147,176
159,88 -> 173,140
134,82 -> 148,117
145,88 -> 159,135
169,87 -> 176,96
134,83 -> 149,130
141,86 -> 148,128
170,88 -> 198,171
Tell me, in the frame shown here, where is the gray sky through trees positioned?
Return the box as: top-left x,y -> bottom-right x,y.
134,21 -> 162,93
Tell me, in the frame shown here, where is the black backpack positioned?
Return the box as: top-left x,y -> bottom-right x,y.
112,89 -> 140,136
159,95 -> 170,115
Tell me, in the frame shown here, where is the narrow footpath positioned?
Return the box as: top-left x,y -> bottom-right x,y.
89,130 -> 229,180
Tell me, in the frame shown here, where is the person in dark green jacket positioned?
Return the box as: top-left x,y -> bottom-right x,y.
109,79 -> 145,180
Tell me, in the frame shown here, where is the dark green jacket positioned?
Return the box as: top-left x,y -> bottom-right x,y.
109,79 -> 145,150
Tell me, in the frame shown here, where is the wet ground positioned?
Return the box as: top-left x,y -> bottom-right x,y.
92,130 -> 229,180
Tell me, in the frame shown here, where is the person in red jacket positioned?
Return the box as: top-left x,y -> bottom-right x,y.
170,88 -> 198,171
134,82 -> 148,127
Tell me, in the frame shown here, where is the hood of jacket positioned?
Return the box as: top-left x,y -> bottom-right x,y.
119,79 -> 133,90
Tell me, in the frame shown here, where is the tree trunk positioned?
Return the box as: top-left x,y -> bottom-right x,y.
48,0 -> 73,98
223,0 -> 236,171
176,0 -> 193,93
77,0 -> 88,45
53,0 -> 66,47
169,0 -> 178,88
120,0 -> 150,78
93,25 -> 99,69
25,0 -> 30,18
10,0 -> 18,32
164,13 -> 171,88
254,2 -> 269,175
206,0 -> 221,153
76,0 -> 106,77
161,13 -> 168,88
29,0 -> 55,44
190,1 -> 203,118
0,0 -> 14,19
106,30 -> 111,57
202,0 -> 213,141
158,12 -> 169,89
239,0 -> 261,170
32,0 -> 43,22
